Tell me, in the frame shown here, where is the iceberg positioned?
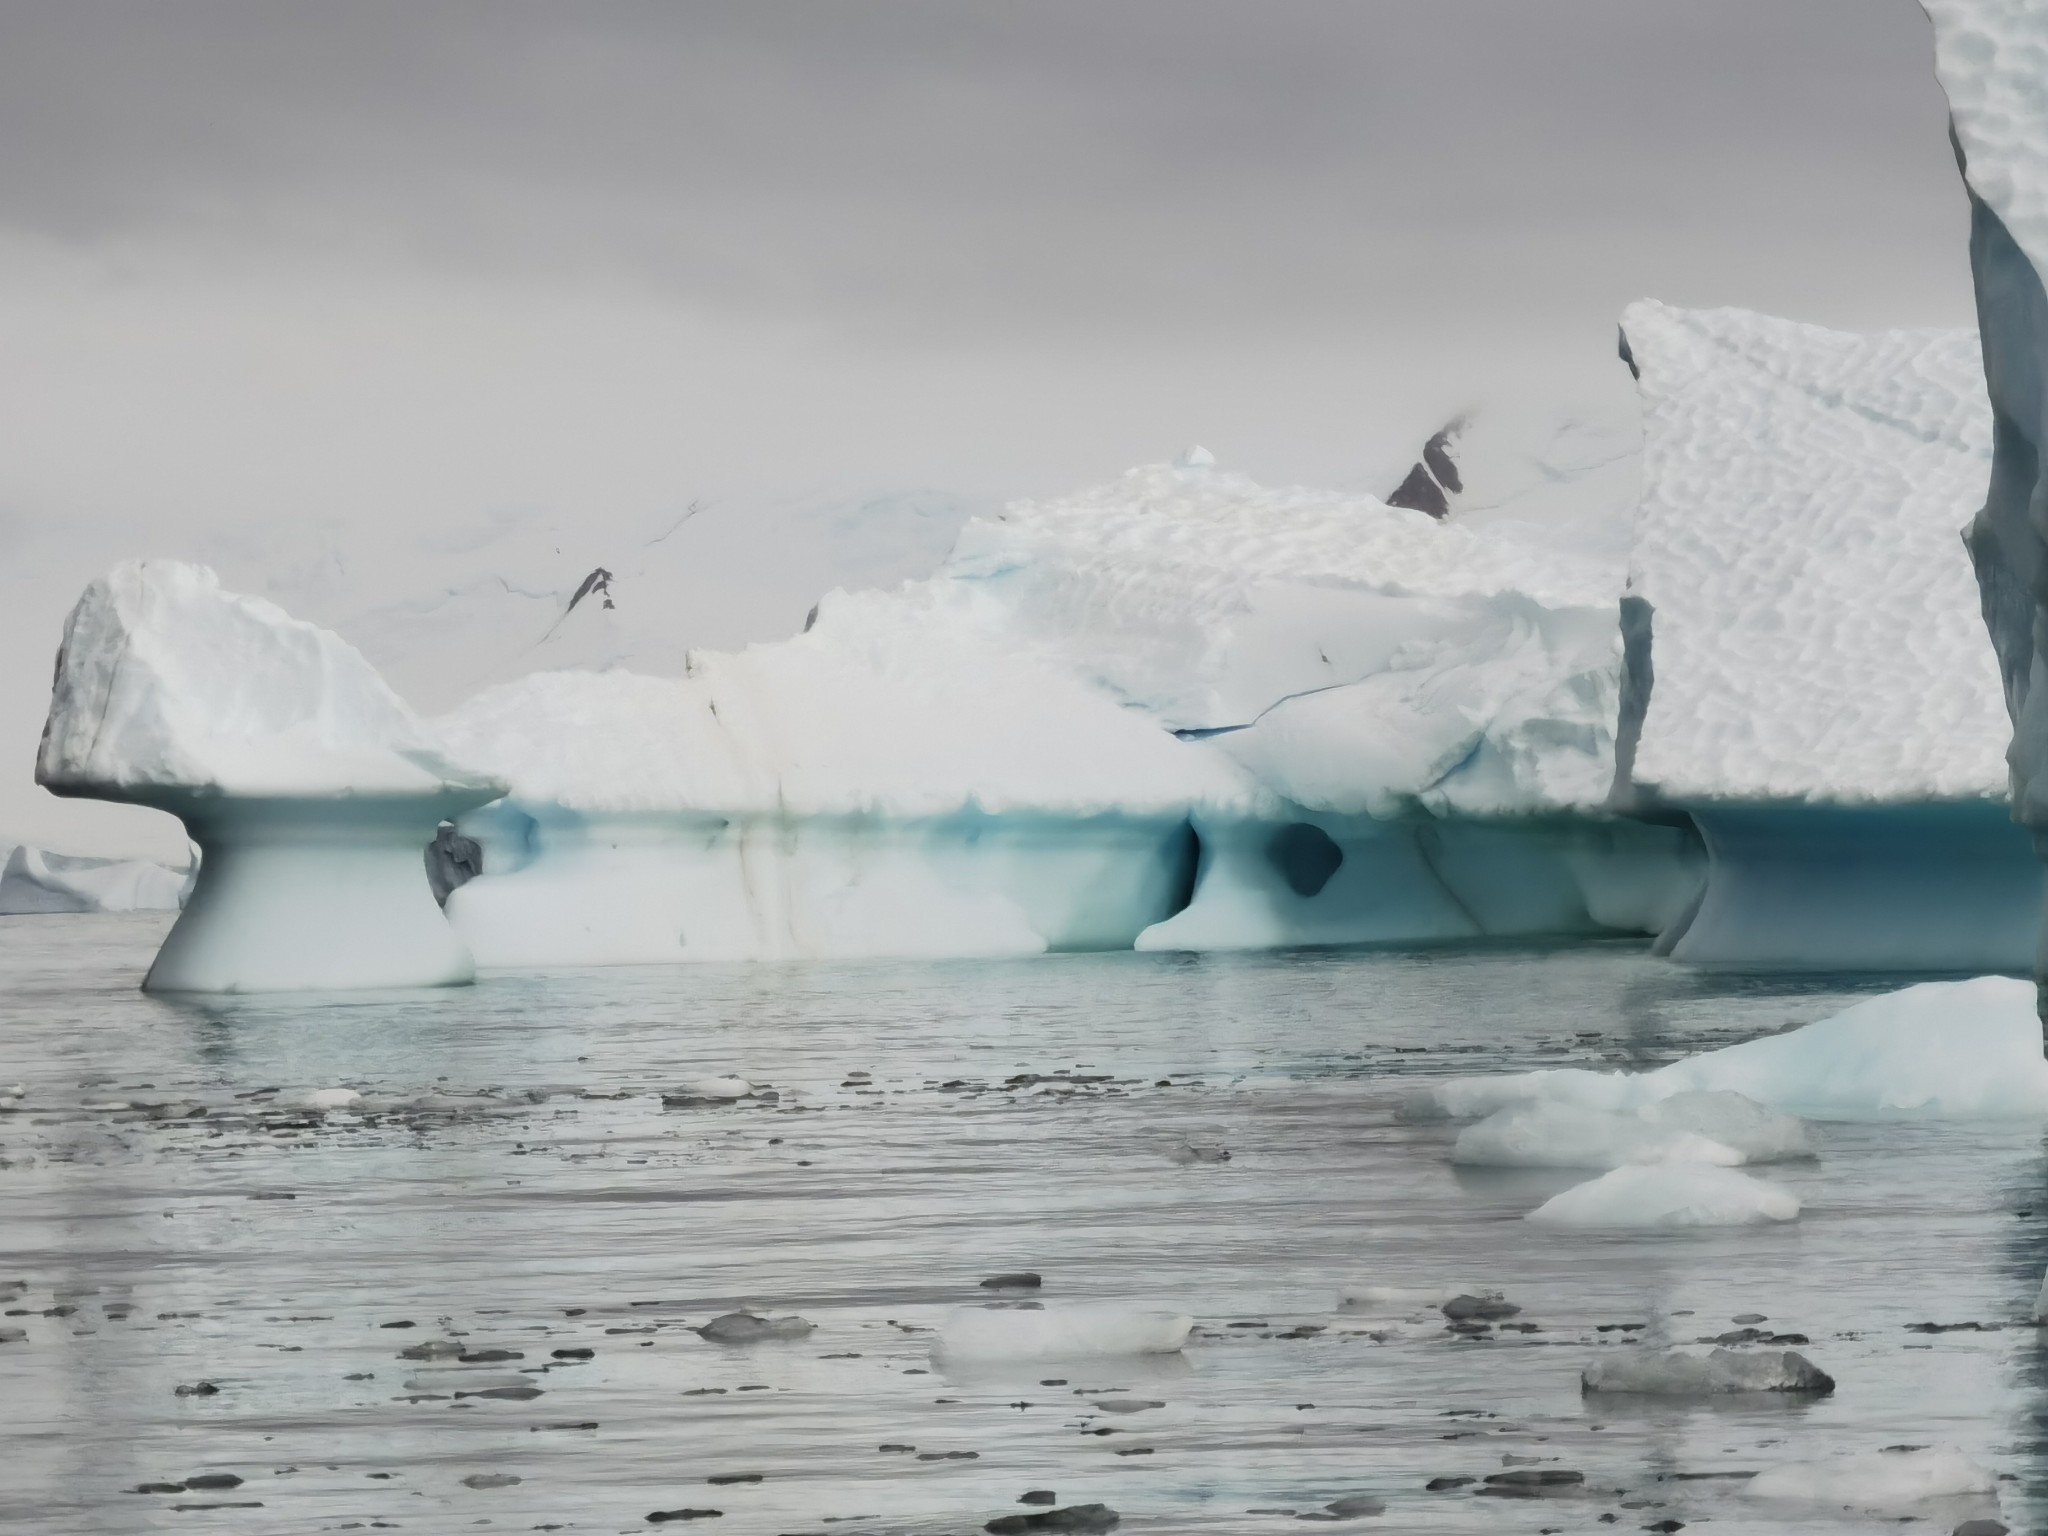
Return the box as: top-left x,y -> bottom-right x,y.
1927,0 -> 2048,986
1525,1165 -> 1801,1229
0,843 -> 190,914
1425,975 -> 2048,1121
439,445 -> 1701,967
1613,298 -> 2031,970
36,562 -> 504,991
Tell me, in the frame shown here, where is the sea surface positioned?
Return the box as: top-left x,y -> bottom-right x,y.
1,914 -> 2043,1535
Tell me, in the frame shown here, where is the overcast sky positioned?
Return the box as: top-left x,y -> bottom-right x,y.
0,0 -> 1980,854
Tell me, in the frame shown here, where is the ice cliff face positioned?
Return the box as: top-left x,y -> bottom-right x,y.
1614,299 -> 2035,969
37,562 -> 502,990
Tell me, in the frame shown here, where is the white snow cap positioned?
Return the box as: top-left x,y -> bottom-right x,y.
1620,300 -> 2006,804
39,561 -> 502,800
1928,0 -> 2048,281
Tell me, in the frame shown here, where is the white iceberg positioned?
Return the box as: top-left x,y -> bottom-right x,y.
0,844 -> 190,914
1525,1165 -> 1800,1229
36,562 -> 504,991
931,1303 -> 1193,1364
1452,1098 -> 1755,1170
1427,976 -> 2048,1122
437,445 -> 1700,968
1742,1446 -> 1996,1510
1613,298 -> 2029,971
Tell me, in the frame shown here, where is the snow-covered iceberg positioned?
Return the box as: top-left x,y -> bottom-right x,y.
36,562 -> 503,991
1928,0 -> 2048,983
0,844 -> 190,914
439,448 -> 1701,967
1613,298 -> 2030,969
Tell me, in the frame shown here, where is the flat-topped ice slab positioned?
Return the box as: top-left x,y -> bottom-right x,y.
37,562 -> 503,991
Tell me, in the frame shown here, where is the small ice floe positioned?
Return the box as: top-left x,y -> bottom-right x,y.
662,1076 -> 754,1108
933,1303 -> 1193,1364
1741,1446 -> 1995,1510
1166,1135 -> 1230,1165
1581,1347 -> 1834,1395
693,1311 -> 815,1343
1442,1292 -> 1520,1321
985,1503 -> 1121,1534
1526,1165 -> 1799,1229
1453,1091 -> 1810,1170
302,1088 -> 362,1112
1337,1283 -> 1468,1313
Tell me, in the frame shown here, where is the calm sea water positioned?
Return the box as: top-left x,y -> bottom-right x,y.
1,915 -> 2043,1535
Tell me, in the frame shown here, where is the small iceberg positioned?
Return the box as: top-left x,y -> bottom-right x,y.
933,1303 -> 1193,1363
1742,1446 -> 1995,1510
1581,1347 -> 1833,1395
1526,1165 -> 1800,1229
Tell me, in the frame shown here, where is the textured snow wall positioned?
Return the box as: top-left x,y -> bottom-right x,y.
437,456 -> 1701,966
37,563 -> 504,990
0,845 -> 190,915
1615,300 -> 2031,969
1928,0 -> 2048,989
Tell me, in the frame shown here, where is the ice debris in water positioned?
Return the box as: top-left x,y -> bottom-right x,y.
301,1088 -> 362,1112
663,1076 -> 755,1106
1424,977 -> 2048,1121
1742,1446 -> 1996,1509
693,1311 -> 815,1343
1581,1347 -> 1834,1395
933,1303 -> 1193,1363
1165,1129 -> 1230,1164
1452,1090 -> 1810,1168
1526,1165 -> 1800,1229
2034,1268 -> 2048,1323
1337,1283 -> 1471,1313
984,1504 -> 1122,1534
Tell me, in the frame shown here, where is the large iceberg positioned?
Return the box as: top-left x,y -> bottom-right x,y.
1928,0 -> 2048,986
437,447 -> 1701,967
36,562 -> 503,991
1612,299 -> 2031,969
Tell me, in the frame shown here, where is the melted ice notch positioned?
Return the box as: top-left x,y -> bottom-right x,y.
37,562 -> 505,992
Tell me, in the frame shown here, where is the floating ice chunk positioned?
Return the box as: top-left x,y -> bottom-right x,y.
2035,1268 -> 2048,1323
1526,1166 -> 1800,1229
1637,1091 -> 1813,1162
1426,977 -> 2048,1122
1742,1446 -> 1995,1510
666,1076 -> 754,1103
932,1303 -> 1193,1363
1337,1284 -> 1469,1313
1581,1347 -> 1834,1395
693,1311 -> 815,1343
0,844 -> 189,914
1451,1100 -> 1743,1169
302,1088 -> 362,1112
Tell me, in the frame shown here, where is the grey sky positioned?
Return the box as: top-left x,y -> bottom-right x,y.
0,0 -> 1979,855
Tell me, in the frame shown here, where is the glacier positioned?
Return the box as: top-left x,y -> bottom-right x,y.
1928,0 -> 2048,988
35,562 -> 504,991
1612,298 -> 2031,969
435,443 -> 1704,968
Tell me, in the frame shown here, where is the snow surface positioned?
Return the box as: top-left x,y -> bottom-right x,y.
39,562 -> 501,800
1617,300 -> 2006,805
932,1305 -> 1193,1364
1525,1165 -> 1800,1229
1429,976 -> 2048,1122
1928,1 -> 2048,284
1742,1446 -> 1996,1509
0,844 -> 189,914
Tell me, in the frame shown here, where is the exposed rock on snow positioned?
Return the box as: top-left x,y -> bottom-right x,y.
932,1304 -> 1193,1363
0,844 -> 190,914
1426,976 -> 2048,1121
1525,1165 -> 1800,1229
1741,1445 -> 1996,1510
36,562 -> 503,991
1614,299 -> 2030,970
1581,1347 -> 1834,1395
